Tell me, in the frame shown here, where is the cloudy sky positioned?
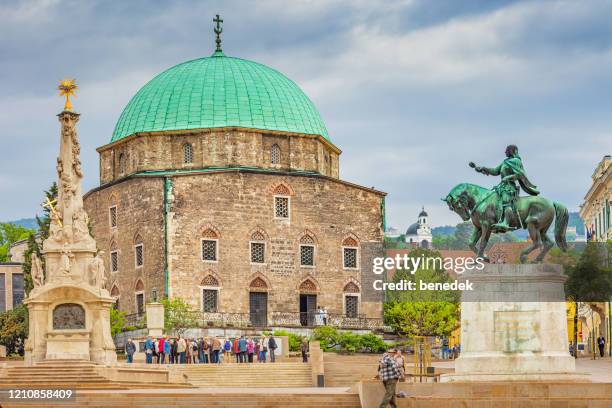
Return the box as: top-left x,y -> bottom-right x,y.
1,0 -> 611,230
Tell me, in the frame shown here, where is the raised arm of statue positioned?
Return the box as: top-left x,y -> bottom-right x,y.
469,161 -> 501,176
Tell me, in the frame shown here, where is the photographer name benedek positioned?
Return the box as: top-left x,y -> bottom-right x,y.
373,279 -> 473,291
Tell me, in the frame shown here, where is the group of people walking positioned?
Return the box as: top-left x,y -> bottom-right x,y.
124,334 -> 278,364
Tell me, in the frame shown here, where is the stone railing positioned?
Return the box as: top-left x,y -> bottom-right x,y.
270,311 -> 384,330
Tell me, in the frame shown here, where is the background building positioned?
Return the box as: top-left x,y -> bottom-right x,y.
0,240 -> 27,312
580,155 -> 611,241
405,207 -> 433,248
84,43 -> 385,328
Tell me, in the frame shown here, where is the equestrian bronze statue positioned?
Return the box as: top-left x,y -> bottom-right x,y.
443,145 -> 568,263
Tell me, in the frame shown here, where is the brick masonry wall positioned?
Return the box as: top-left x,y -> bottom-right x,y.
85,170 -> 384,318
84,177 -> 166,313
98,130 -> 339,184
167,171 -> 383,318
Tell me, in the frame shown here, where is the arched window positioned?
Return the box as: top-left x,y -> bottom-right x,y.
110,241 -> 119,273
271,144 -> 281,164
343,281 -> 360,318
119,153 -> 126,175
134,234 -> 144,268
201,275 -> 220,313
183,143 -> 193,164
272,184 -> 291,219
110,285 -> 120,309
299,234 -> 315,267
134,279 -> 145,315
342,236 -> 359,269
201,228 -> 219,262
250,230 -> 266,264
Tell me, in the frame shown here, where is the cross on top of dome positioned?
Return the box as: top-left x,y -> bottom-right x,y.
213,14 -> 223,53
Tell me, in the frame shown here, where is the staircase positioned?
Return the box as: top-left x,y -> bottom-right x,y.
324,353 -> 380,386
5,388 -> 361,408
178,362 -> 313,388
0,360 -> 189,390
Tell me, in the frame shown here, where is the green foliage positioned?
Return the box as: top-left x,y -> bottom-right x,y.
0,223 -> 35,262
110,307 -> 135,337
384,236 -> 409,249
383,248 -> 459,337
272,329 -> 305,352
359,333 -> 387,353
312,326 -> 386,353
384,301 -> 458,337
565,243 -> 612,303
0,305 -> 28,355
22,183 -> 57,295
161,297 -> 198,336
432,221 -> 518,250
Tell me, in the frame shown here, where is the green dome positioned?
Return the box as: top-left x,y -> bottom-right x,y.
111,51 -> 329,142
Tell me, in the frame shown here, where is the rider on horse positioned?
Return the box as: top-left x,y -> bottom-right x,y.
469,145 -> 540,232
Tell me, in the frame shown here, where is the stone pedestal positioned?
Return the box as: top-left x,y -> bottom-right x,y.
441,264 -> 588,382
146,303 -> 164,337
24,284 -> 117,366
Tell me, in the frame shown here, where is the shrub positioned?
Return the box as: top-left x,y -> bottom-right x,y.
273,329 -> 305,352
0,305 -> 28,356
312,326 -> 385,353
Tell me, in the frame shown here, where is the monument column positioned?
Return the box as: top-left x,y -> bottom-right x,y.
23,79 -> 116,365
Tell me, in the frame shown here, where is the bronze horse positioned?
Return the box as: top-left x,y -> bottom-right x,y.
444,183 -> 568,263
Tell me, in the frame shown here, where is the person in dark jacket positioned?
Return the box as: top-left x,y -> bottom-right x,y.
300,339 -> 309,363
268,334 -> 277,363
125,338 -> 136,363
170,339 -> 178,364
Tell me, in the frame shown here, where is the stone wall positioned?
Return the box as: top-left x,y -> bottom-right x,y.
167,171 -> 383,318
97,129 -> 340,184
84,170 -> 384,319
84,177 -> 166,313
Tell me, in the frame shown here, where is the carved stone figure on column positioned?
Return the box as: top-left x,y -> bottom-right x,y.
89,251 -> 106,288
58,246 -> 73,277
73,209 -> 89,243
31,253 -> 44,288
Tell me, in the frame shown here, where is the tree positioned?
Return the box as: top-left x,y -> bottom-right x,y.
0,223 -> 35,262
110,307 -> 135,337
161,297 -> 199,336
432,221 -> 518,250
0,305 -> 28,355
22,183 -> 57,295
565,243 -> 612,358
383,248 -> 460,337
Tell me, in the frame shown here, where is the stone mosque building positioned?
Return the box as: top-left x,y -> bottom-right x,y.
83,30 -> 385,328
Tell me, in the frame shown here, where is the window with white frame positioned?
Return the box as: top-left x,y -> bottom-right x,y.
271,144 -> 281,164
183,143 -> 193,164
201,239 -> 217,261
274,196 -> 289,219
342,237 -> 359,269
134,244 -> 144,268
109,206 -> 117,228
299,234 -> 315,267
110,251 -> 118,272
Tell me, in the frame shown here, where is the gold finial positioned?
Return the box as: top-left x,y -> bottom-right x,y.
58,78 -> 78,111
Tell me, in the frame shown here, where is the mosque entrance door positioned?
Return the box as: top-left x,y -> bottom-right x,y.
299,294 -> 316,327
249,292 -> 268,327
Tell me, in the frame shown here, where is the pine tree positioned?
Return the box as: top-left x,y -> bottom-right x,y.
22,183 -> 57,295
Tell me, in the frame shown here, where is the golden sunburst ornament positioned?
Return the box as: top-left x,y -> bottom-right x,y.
58,78 -> 78,111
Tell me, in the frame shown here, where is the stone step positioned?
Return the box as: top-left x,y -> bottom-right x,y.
6,390 -> 361,407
